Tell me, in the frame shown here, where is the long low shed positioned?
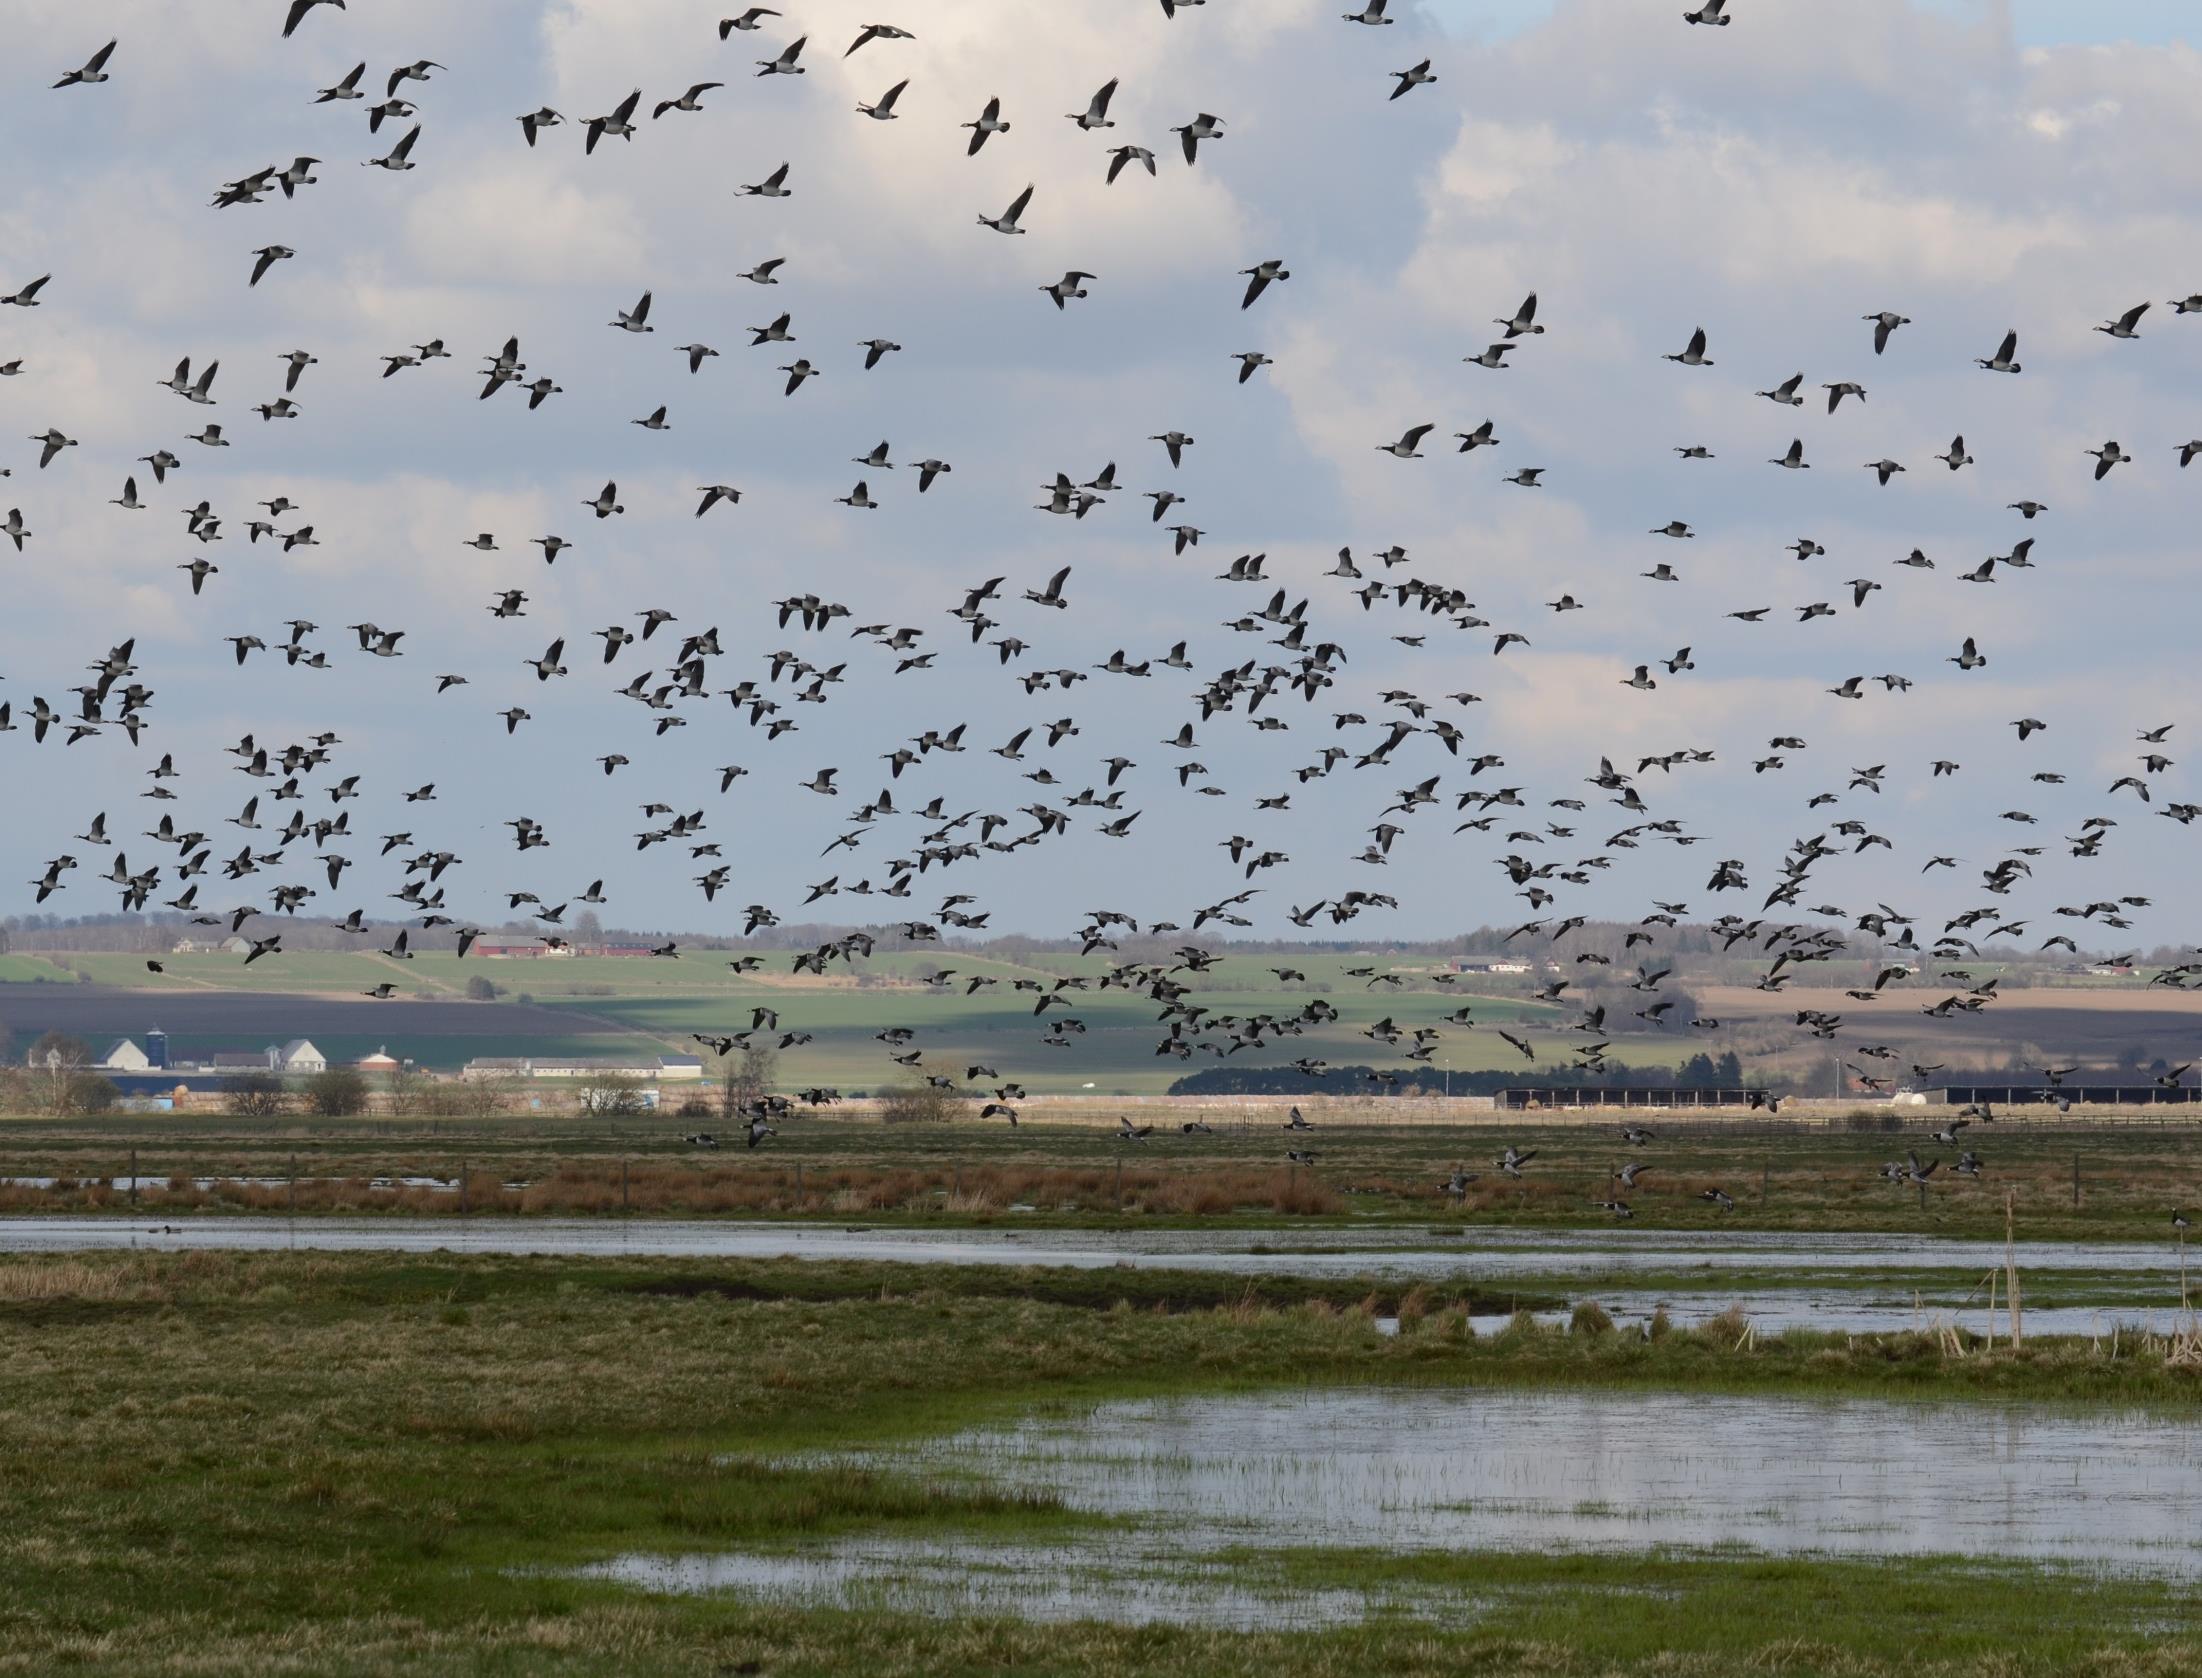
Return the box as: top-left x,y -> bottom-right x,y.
1935,1085 -> 2202,1107
1499,1087 -> 1766,1110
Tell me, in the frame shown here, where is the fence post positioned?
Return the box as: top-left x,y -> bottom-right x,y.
2072,1152 -> 2080,1209
460,1159 -> 469,1215
289,1155 -> 297,1216
128,1148 -> 136,1210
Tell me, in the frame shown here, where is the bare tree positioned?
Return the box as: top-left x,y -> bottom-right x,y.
226,1071 -> 289,1117
578,1072 -> 647,1115
720,1040 -> 779,1120
25,1031 -> 100,1116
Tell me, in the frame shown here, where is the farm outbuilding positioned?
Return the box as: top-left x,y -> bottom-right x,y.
1500,1087 -> 1762,1110
1935,1085 -> 2202,1108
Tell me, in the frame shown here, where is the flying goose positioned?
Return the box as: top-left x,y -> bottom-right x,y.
1390,59 -> 1436,98
1172,112 -> 1224,163
1106,145 -> 1157,182
978,184 -> 1033,234
1665,327 -> 1713,365
364,125 -> 419,170
282,0 -> 344,37
1043,271 -> 1095,309
757,36 -> 808,75
963,95 -> 1009,153
2095,302 -> 2149,340
654,82 -> 724,118
1864,310 -> 1909,353
1069,79 -> 1117,130
1239,259 -> 1289,308
846,22 -> 915,54
53,40 -> 116,88
584,90 -> 643,152
741,162 -> 793,197
857,78 -> 908,119
316,62 -> 366,101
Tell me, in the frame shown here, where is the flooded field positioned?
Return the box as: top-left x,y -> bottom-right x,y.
588,1386 -> 2202,1626
580,1539 -> 1398,1630
885,1388 -> 2202,1565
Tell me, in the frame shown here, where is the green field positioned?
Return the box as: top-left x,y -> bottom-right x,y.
4,948 -> 1616,1090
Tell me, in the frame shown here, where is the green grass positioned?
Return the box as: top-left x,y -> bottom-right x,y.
0,1250 -> 2199,1675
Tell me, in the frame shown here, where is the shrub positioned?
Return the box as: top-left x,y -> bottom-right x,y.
306,1067 -> 368,1117
879,1083 -> 963,1124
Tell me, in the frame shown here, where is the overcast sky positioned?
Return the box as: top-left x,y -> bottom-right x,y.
1,0 -> 2198,949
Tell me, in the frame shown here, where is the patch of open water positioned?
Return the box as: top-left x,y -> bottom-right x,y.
591,1386 -> 2202,1626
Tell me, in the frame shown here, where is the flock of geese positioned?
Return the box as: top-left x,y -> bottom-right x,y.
6,2 -> 2197,1175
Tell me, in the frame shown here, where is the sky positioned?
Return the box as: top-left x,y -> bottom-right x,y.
1,0 -> 2199,951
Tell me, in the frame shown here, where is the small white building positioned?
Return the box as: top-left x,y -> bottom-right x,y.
273,1039 -> 327,1074
99,1038 -> 151,1071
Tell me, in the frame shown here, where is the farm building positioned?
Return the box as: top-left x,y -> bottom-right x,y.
460,1055 -> 704,1083
1935,1084 -> 2201,1108
1500,1087 -> 1767,1110
98,1038 -> 152,1071
168,935 -> 251,955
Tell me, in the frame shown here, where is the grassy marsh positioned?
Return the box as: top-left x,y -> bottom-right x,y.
4,1114 -> 2202,1241
2,1250 -> 2202,1673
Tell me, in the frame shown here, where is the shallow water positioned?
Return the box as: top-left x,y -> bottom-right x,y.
595,1386 -> 2202,1626
850,1387 -> 2202,1571
0,1216 -> 2190,1331
0,1215 -> 2182,1275
581,1538 -> 1400,1629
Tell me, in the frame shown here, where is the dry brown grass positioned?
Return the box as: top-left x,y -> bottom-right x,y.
0,1161 -> 1344,1220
